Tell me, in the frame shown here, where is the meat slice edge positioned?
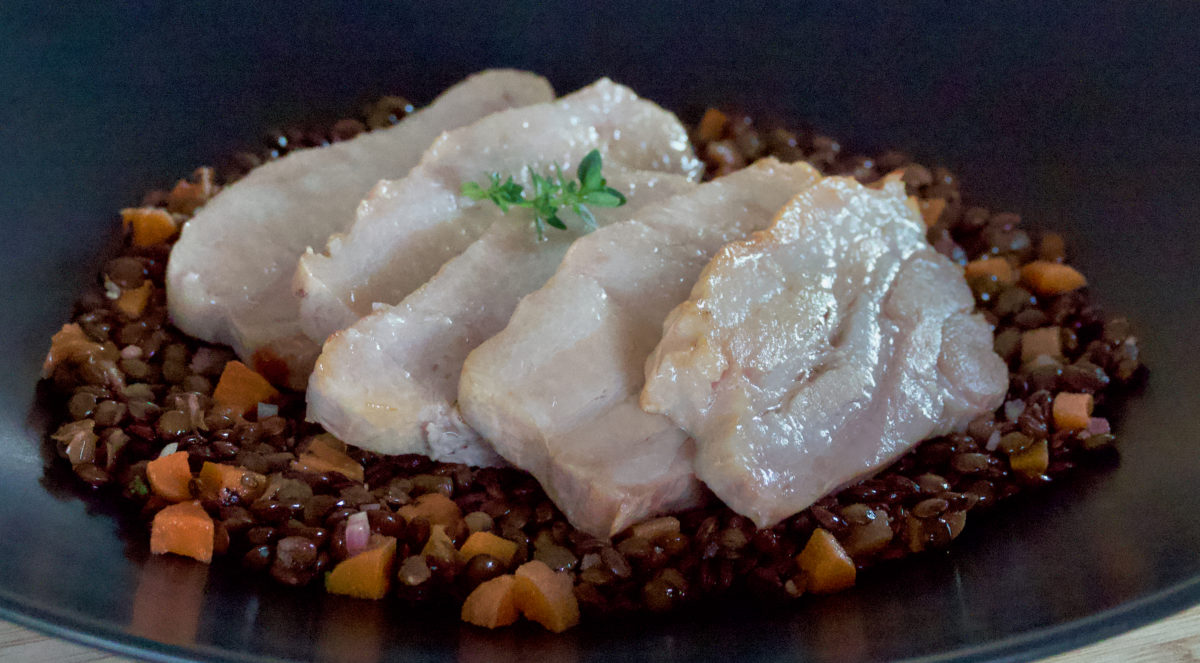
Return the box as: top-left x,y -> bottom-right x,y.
295,77 -> 703,346
306,168 -> 696,466
641,177 -> 1009,528
167,69 -> 554,389
458,159 -> 821,536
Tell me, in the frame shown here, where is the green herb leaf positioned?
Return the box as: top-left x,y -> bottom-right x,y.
460,148 -> 626,241
577,149 -> 604,191
582,189 -> 626,207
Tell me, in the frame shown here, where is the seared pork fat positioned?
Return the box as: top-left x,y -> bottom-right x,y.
641,177 -> 1008,528
295,78 -> 701,346
167,70 -> 554,389
458,160 -> 821,536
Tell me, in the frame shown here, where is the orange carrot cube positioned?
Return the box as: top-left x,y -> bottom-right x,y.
796,528 -> 856,594
512,560 -> 580,633
150,500 -> 214,563
398,493 -> 462,529
146,450 -> 194,502
964,257 -> 1016,285
461,575 -> 520,629
1020,260 -> 1087,296
114,281 -> 154,318
325,536 -> 396,600
458,531 -> 518,567
1009,439 -> 1050,477
120,207 -> 178,247
212,360 -> 279,416
1053,392 -> 1094,431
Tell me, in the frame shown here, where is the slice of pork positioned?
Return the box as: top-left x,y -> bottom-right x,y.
458,160 -> 821,536
641,177 -> 1009,528
307,168 -> 696,467
167,70 -> 553,389
294,78 -> 702,346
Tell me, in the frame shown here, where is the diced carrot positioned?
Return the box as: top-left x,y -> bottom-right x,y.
42,323 -> 112,377
146,451 -> 194,502
1020,260 -> 1087,296
1039,232 -> 1066,262
795,528 -> 856,594
1052,392 -> 1094,431
325,536 -> 396,600
291,433 -> 364,482
150,500 -> 214,563
212,360 -> 279,416
398,493 -> 462,529
120,207 -> 178,247
197,462 -> 266,503
696,108 -> 728,143
1009,438 -> 1049,477
458,531 -> 518,567
167,167 -> 216,215
919,197 -> 947,227
114,281 -> 154,318
1020,327 -> 1062,363
512,560 -> 580,633
964,257 -> 1017,285
461,575 -> 520,629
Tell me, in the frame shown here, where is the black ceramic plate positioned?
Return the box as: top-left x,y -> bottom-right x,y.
2,3 -> 1198,662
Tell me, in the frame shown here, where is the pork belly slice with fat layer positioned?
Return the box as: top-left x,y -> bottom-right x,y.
167,70 -> 554,389
641,177 -> 1009,528
295,78 -> 702,346
306,167 -> 696,467
458,160 -> 821,536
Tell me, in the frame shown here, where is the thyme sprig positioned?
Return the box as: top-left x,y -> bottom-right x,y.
461,149 -> 627,241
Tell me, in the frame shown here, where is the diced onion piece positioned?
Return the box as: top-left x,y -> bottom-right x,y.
985,430 -> 1002,452
345,511 -> 371,558
1003,399 -> 1025,422
1086,416 -> 1111,436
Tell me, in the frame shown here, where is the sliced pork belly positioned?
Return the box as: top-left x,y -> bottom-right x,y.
295,78 -> 702,346
458,160 -> 820,536
306,168 -> 696,466
641,177 -> 1008,528
167,70 -> 553,389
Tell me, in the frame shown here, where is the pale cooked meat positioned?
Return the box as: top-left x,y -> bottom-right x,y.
307,168 -> 696,467
641,177 -> 1008,528
167,70 -> 554,389
295,78 -> 702,346
458,160 -> 821,535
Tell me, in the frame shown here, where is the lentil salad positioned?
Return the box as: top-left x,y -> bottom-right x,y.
38,94 -> 1144,630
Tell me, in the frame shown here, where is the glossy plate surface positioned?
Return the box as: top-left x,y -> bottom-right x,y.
1,3 -> 1198,662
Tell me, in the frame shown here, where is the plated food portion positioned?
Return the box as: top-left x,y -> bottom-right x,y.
40,71 -> 1143,633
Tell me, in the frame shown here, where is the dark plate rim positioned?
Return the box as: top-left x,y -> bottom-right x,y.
2,568 -> 1197,662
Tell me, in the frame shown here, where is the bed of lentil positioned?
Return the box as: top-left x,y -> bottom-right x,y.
40,96 -> 1144,621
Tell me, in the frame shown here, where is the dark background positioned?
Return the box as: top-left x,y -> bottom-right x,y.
1,2 -> 1198,662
